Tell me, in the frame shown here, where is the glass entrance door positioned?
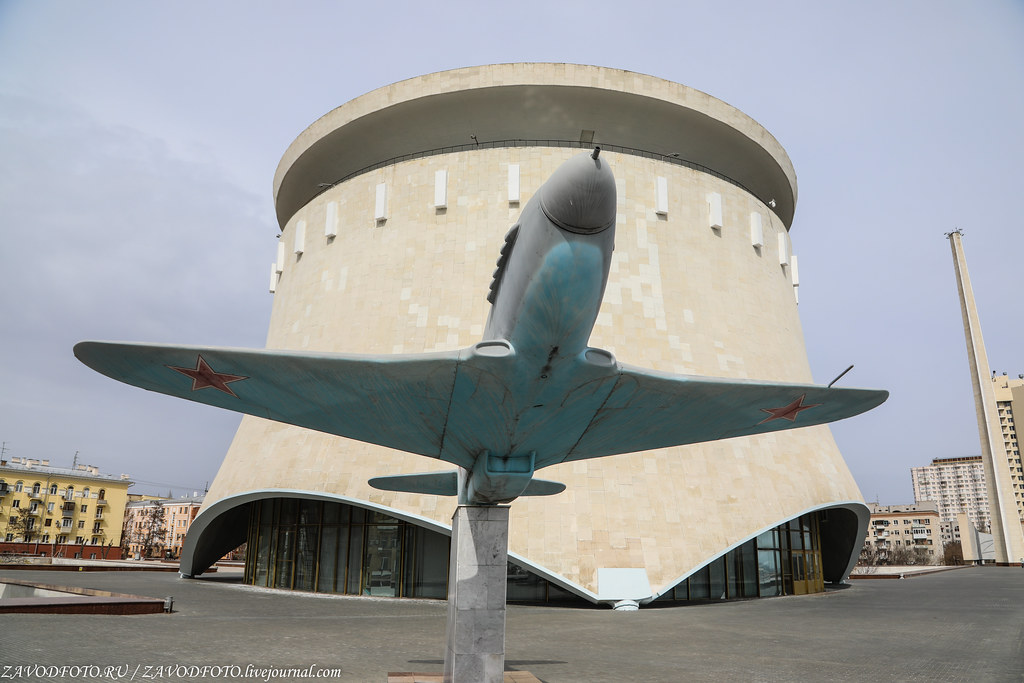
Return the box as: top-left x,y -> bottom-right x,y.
790,552 -> 809,595
362,525 -> 400,596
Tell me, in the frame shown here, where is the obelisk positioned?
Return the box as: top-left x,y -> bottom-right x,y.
949,230 -> 1024,564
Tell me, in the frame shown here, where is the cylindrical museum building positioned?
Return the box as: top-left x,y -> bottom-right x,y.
180,63 -> 869,605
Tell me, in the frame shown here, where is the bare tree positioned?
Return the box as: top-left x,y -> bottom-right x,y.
120,511 -> 133,556
859,542 -> 934,567
943,541 -> 963,566
127,505 -> 167,559
4,509 -> 35,544
859,543 -> 885,566
887,545 -> 934,566
885,545 -> 909,565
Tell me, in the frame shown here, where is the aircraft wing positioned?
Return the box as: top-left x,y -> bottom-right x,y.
73,341 -> 463,465
561,363 -> 888,464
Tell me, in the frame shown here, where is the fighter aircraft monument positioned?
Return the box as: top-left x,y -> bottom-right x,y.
75,64 -> 888,682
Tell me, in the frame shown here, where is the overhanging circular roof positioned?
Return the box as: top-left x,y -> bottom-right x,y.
274,64 -> 798,229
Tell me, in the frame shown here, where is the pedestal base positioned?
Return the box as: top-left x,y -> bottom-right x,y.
443,505 -> 509,683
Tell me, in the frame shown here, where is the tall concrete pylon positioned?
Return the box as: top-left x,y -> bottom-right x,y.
949,230 -> 1024,564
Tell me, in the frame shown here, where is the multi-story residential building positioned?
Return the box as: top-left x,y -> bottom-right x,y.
938,519 -> 962,547
992,375 -> 1024,525
163,495 -> 203,559
911,456 -> 991,532
0,457 -> 133,559
123,494 -> 204,559
863,502 -> 941,563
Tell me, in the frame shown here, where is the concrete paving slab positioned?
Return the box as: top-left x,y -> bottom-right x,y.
387,673 -> 540,682
1,566 -> 1022,682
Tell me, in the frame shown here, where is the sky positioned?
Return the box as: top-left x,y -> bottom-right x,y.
0,1 -> 1021,502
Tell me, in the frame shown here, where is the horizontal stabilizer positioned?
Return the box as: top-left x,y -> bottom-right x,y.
368,471 -> 565,499
522,478 -> 566,497
368,472 -> 458,496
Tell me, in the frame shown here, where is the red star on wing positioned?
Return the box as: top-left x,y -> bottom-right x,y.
167,355 -> 248,397
757,394 -> 821,425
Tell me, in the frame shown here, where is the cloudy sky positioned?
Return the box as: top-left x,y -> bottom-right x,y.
0,1 -> 1021,502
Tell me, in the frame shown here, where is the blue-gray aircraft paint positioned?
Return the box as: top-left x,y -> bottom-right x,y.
75,151 -> 887,508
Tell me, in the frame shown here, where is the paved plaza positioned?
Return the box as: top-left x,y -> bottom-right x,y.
1,566 -> 1022,682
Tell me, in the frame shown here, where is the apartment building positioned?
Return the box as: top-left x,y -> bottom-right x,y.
912,455 -> 991,532
123,494 -> 203,559
992,375 -> 1024,524
864,502 -> 941,562
0,457 -> 133,558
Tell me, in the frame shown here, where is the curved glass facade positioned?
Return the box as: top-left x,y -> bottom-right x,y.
244,498 -> 449,598
244,498 -> 825,604
655,512 -> 825,602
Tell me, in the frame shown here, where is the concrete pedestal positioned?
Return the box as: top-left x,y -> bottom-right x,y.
443,505 -> 509,683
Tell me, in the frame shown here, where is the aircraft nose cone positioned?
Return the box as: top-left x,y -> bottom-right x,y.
539,150 -> 617,233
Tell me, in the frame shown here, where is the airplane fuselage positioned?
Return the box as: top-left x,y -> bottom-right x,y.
484,153 -> 616,381
446,151 -> 619,502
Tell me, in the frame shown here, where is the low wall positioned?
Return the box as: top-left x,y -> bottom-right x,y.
0,542 -> 123,560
